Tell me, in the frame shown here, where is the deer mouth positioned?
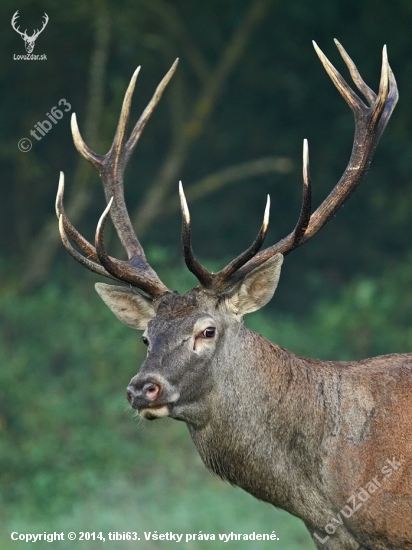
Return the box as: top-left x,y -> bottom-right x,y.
139,404 -> 171,420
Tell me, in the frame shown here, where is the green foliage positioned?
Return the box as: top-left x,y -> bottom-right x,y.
1,475 -> 312,549
1,253 -> 412,547
0,282 -> 139,513
0,278 -> 313,548
248,254 -> 412,361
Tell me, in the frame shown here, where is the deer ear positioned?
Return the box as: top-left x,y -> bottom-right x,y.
225,254 -> 283,316
95,283 -> 156,330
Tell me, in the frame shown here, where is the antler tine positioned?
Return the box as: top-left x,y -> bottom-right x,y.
379,67 -> 398,138
71,113 -> 106,170
57,176 -> 167,294
179,180 -> 271,291
371,45 -> 390,124
126,59 -> 179,161
333,39 -> 376,105
216,41 -> 398,288
58,215 -> 119,282
95,199 -> 169,298
212,196 -> 270,289
56,172 -> 98,261
179,182 -> 214,287
95,66 -> 145,261
292,139 -> 312,246
102,60 -> 179,261
57,173 -> 128,283
217,140 -> 311,287
373,46 -> 399,139
312,40 -> 368,113
109,66 -> 141,165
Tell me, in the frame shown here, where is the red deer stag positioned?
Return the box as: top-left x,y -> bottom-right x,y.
56,41 -> 411,549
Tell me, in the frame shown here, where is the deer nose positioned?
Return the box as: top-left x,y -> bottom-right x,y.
126,380 -> 162,408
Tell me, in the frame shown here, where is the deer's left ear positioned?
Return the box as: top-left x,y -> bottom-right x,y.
225,254 -> 283,316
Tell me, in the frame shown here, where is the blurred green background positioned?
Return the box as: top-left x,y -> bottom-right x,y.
1,0 -> 412,548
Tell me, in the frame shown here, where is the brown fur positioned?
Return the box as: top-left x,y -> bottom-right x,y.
122,288 -> 412,549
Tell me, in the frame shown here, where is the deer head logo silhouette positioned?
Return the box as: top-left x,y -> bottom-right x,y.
11,11 -> 48,54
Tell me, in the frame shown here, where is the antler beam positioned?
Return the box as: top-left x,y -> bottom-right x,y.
57,62 -> 179,298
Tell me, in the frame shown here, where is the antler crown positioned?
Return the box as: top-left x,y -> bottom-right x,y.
57,41 -> 398,299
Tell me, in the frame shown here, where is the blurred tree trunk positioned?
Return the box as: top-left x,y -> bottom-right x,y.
131,0 -> 276,238
21,1 -> 111,291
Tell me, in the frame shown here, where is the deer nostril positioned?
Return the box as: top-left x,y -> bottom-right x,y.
143,382 -> 161,401
126,380 -> 163,407
127,384 -> 140,405
126,388 -> 134,404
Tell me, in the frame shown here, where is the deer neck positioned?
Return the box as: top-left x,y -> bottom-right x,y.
188,324 -> 337,516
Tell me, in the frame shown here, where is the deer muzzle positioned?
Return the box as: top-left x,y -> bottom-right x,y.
126,374 -> 179,419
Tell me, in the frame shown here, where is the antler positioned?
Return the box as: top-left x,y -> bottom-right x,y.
11,12 -> 27,38
180,40 -> 398,292
57,61 -> 179,299
31,13 -> 49,40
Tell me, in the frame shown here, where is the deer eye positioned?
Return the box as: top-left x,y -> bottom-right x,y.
202,327 -> 216,339
142,336 -> 149,346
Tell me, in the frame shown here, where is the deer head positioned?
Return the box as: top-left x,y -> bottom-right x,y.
56,40 -> 398,427
11,11 -> 48,54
